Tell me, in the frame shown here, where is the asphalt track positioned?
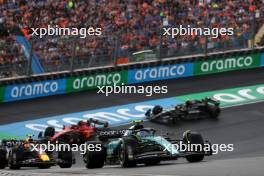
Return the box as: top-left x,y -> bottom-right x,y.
1,68 -> 264,176
1,67 -> 264,124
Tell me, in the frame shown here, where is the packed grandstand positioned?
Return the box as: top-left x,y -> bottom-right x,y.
0,0 -> 263,78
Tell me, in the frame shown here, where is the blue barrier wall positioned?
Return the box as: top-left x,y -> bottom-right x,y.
127,63 -> 193,84
4,79 -> 66,102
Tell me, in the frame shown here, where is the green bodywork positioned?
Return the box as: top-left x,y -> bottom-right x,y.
106,135 -> 179,156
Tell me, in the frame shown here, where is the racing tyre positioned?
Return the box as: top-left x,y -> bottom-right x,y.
183,131 -> 205,162
119,138 -> 138,168
44,127 -> 55,138
152,105 -> 163,115
8,149 -> 22,170
0,148 -> 7,169
208,106 -> 221,118
84,141 -> 105,169
58,150 -> 73,168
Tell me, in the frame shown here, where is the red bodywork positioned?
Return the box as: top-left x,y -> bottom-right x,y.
50,123 -> 97,143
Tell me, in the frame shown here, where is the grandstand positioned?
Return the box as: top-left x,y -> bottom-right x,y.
0,0 -> 263,78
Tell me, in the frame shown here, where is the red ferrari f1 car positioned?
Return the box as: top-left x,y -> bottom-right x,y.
39,118 -> 109,144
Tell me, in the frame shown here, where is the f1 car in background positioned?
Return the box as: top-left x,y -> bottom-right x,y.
39,118 -> 109,144
83,120 -> 213,168
145,98 -> 221,124
0,135 -> 74,170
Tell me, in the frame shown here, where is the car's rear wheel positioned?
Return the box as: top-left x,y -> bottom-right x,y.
208,106 -> 221,118
44,127 -> 55,138
0,148 -> 7,169
84,141 -> 105,169
183,131 -> 205,162
8,149 -> 22,170
58,150 -> 73,168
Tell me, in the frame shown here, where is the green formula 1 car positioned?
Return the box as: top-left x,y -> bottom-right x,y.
83,121 -> 213,168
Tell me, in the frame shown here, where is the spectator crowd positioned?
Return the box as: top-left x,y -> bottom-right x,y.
0,0 -> 263,77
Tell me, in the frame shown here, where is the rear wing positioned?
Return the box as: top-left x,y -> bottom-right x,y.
203,97 -> 220,106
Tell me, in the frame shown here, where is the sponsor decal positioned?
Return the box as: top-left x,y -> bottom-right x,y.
4,79 -> 66,102
176,84 -> 264,107
194,53 -> 261,75
66,70 -> 128,93
0,86 -> 4,102
128,63 -> 193,84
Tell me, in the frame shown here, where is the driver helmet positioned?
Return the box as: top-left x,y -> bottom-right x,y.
86,120 -> 91,126
78,120 -> 87,126
26,134 -> 34,143
186,100 -> 192,106
103,122 -> 109,128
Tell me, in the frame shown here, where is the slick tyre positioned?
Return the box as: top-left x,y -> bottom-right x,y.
8,149 -> 22,170
152,105 -> 163,115
119,138 -> 138,168
183,131 -> 205,163
58,150 -> 73,168
84,141 -> 105,169
208,106 -> 221,119
44,127 -> 55,138
0,149 -> 7,169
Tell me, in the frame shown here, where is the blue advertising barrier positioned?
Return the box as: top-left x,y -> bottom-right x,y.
4,79 -> 66,102
127,63 -> 193,84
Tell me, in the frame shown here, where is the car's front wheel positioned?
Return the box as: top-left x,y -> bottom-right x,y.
183,131 -> 205,162
119,139 -> 137,168
152,105 -> 163,115
58,150 -> 73,168
84,141 -> 105,169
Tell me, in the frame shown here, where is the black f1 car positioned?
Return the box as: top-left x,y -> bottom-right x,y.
145,98 -> 221,124
0,135 -> 74,169
83,121 -> 213,168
